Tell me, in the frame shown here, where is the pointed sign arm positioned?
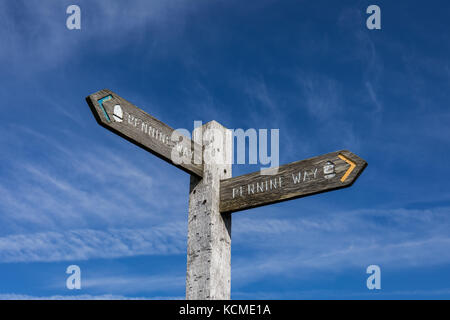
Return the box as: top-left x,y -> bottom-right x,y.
219,150 -> 367,213
86,89 -> 204,177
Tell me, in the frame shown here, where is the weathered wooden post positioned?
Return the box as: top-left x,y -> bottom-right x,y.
186,121 -> 232,300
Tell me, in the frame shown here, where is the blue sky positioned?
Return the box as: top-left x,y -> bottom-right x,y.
0,0 -> 449,299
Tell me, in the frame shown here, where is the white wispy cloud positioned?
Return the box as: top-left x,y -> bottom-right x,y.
298,74 -> 343,123
83,274 -> 185,293
294,71 -> 361,152
233,287 -> 450,300
0,0 -> 194,70
364,81 -> 383,115
0,223 -> 186,263
231,205 -> 450,286
0,293 -> 182,300
0,125 -> 188,234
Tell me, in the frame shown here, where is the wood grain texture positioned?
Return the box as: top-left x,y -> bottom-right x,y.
186,121 -> 232,300
220,150 -> 367,213
86,89 -> 203,177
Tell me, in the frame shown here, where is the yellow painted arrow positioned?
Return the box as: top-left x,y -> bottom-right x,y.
338,154 -> 356,182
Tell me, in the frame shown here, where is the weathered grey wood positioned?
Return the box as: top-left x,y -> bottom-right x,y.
186,121 -> 232,300
220,150 -> 367,213
86,89 -> 203,177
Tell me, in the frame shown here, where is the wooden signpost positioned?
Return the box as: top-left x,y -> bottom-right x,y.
86,88 -> 367,300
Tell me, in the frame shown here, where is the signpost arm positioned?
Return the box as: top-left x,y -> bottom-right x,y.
186,121 -> 232,300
